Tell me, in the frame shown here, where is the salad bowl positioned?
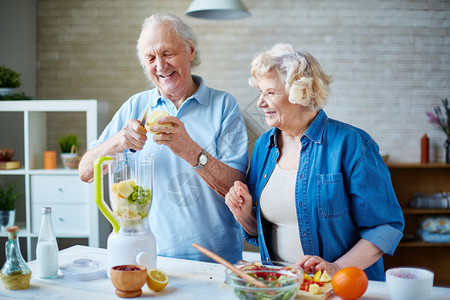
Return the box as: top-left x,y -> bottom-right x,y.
225,261 -> 303,300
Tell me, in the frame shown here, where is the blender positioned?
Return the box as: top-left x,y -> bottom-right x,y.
94,153 -> 156,274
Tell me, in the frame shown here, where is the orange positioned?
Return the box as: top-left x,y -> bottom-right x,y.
331,267 -> 368,300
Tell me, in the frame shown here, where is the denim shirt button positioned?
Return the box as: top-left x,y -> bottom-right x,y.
276,150 -> 278,153
303,232 -> 306,237
264,174 -> 267,178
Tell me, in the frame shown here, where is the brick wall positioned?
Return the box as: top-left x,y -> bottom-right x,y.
37,0 -> 450,162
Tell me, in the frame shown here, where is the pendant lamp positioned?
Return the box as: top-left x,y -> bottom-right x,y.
186,0 -> 250,20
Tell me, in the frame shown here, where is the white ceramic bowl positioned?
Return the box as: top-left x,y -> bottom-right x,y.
386,267 -> 434,300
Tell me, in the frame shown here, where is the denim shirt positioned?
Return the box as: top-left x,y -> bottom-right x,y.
243,110 -> 405,281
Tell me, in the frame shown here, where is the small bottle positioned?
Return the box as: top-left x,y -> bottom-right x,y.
0,226 -> 32,289
420,133 -> 429,163
36,207 -> 59,278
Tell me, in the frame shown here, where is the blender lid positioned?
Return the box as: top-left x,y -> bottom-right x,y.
60,258 -> 106,281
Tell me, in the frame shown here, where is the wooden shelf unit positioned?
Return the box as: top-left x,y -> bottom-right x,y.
383,163 -> 450,287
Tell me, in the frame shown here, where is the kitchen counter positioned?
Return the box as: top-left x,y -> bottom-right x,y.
0,245 -> 449,299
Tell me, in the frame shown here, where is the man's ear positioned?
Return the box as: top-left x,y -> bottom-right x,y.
188,41 -> 196,62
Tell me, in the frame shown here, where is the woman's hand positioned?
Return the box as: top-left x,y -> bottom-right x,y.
295,255 -> 341,277
225,181 -> 258,236
295,240 -> 382,278
225,181 -> 253,219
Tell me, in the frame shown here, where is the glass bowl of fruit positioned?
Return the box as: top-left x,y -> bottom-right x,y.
225,261 -> 303,300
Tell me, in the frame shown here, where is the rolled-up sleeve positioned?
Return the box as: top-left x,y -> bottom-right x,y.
360,224 -> 404,255
350,141 -> 405,255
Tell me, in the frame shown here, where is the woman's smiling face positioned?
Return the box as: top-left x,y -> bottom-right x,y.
257,72 -> 299,129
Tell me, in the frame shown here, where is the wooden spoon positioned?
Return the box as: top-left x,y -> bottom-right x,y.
192,242 -> 270,290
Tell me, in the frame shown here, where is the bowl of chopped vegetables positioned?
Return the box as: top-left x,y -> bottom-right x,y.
225,261 -> 303,300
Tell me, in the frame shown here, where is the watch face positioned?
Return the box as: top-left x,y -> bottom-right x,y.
199,154 -> 208,165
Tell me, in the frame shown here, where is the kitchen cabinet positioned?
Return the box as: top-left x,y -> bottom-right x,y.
0,100 -> 102,262
383,163 -> 450,286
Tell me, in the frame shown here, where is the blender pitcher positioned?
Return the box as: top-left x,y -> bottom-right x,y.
94,153 -> 156,272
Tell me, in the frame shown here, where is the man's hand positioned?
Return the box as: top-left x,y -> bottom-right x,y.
118,119 -> 148,151
78,118 -> 147,183
150,116 -> 199,166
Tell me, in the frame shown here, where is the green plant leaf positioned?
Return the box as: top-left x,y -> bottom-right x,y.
58,133 -> 80,153
0,65 -> 21,88
0,179 -> 22,211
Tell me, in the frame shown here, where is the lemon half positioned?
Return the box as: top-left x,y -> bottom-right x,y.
146,268 -> 169,292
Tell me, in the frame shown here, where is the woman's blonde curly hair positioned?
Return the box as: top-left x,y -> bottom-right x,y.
249,43 -> 333,111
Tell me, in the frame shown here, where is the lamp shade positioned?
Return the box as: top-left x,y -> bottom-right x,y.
186,0 -> 250,20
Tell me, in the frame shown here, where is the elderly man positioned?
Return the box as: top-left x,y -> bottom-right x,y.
79,13 -> 248,263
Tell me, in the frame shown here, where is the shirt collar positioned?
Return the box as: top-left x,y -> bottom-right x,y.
266,128 -> 280,149
266,109 -> 328,148
149,75 -> 208,108
304,109 -> 327,144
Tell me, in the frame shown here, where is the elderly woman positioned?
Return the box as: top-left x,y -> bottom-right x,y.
225,43 -> 404,281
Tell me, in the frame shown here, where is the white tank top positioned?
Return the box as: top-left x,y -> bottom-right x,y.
260,163 -> 303,264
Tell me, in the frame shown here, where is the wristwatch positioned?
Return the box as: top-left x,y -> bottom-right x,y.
192,149 -> 208,170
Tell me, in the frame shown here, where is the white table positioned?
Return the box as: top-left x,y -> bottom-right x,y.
0,245 -> 449,299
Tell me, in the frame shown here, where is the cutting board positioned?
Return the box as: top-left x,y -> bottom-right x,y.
296,282 -> 332,299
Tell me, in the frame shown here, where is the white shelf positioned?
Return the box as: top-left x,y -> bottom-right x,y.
28,169 -> 80,175
0,169 -> 26,175
0,100 -> 100,261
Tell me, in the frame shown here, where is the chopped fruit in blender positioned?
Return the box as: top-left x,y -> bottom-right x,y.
111,179 -> 152,220
145,110 -> 171,134
117,179 -> 137,198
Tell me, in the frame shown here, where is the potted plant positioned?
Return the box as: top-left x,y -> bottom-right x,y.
0,65 -> 21,96
0,179 -> 21,231
426,98 -> 450,163
58,133 -> 81,169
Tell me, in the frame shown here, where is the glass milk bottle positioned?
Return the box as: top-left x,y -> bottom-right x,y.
36,207 -> 59,278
